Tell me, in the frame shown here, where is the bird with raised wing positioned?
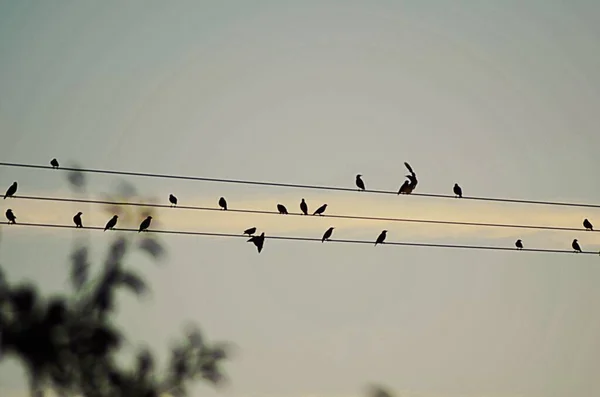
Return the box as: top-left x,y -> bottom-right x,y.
73,212 -> 83,228
50,158 -> 59,168
248,232 -> 265,253
453,183 -> 463,198
375,230 -> 387,246
355,174 -> 365,191
404,162 -> 418,191
169,194 -> 178,207
244,227 -> 257,236
4,182 -> 17,199
218,197 -> 227,210
277,204 -> 288,214
572,239 -> 582,253
515,239 -> 523,250
313,204 -> 327,216
104,215 -> 118,231
5,209 -> 16,224
583,219 -> 593,231
321,227 -> 334,242
300,198 -> 308,215
139,216 -> 152,232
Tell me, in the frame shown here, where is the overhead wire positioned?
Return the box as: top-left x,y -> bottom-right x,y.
2,221 -> 598,256
1,162 -> 600,209
8,194 -> 599,235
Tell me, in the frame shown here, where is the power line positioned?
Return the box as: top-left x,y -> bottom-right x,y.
2,221 -> 598,256
2,161 -> 599,210
10,194 -> 599,234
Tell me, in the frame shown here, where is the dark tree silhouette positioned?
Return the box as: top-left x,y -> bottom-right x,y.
0,164 -> 229,397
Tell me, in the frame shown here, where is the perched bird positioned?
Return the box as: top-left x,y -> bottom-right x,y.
572,239 -> 582,253
321,227 -> 334,243
218,197 -> 227,210
104,215 -> 118,231
300,198 -> 308,215
5,209 -> 16,224
583,218 -> 593,231
313,203 -> 327,216
169,194 -> 178,207
139,216 -> 152,232
277,204 -> 288,214
453,183 -> 463,198
73,212 -> 83,228
248,232 -> 265,253
375,230 -> 387,246
397,179 -> 412,195
404,162 -> 418,191
243,227 -> 257,236
50,158 -> 59,168
515,239 -> 523,250
4,181 -> 17,199
355,174 -> 365,191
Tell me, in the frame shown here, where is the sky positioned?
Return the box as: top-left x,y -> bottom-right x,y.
1,1 -> 600,396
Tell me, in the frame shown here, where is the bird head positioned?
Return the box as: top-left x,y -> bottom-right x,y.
383,230 -> 388,233
114,215 -> 119,219
574,239 -> 578,242
77,212 -> 83,215
147,216 -> 152,219
357,174 -> 362,178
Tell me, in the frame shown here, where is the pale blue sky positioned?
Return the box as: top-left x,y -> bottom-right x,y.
1,1 -> 600,397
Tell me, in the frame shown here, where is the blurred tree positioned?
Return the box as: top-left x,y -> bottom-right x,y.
0,165 -> 228,397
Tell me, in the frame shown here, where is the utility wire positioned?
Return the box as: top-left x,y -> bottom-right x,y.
2,221 -> 598,256
9,194 -> 599,234
2,161 -> 599,209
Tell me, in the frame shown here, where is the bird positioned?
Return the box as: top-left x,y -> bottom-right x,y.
397,179 -> 413,195
453,183 -> 463,198
572,239 -> 582,253
404,162 -> 418,191
300,198 -> 308,215
50,158 -> 59,168
583,218 -> 593,231
248,232 -> 265,253
104,215 -> 118,231
355,174 -> 365,191
375,230 -> 387,246
218,197 -> 227,210
139,216 -> 152,232
515,239 -> 523,250
169,194 -> 178,207
321,227 -> 334,242
277,204 -> 288,214
313,204 -> 327,216
4,181 -> 17,199
5,209 -> 16,224
73,212 -> 83,228
243,227 -> 257,236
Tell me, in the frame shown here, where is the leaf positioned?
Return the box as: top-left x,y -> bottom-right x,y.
118,271 -> 147,296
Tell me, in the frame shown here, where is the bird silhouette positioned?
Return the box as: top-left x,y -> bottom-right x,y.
515,239 -> 523,250
248,232 -> 265,253
4,182 -> 17,199
300,198 -> 308,215
244,227 -> 257,236
453,183 -> 463,198
583,219 -> 593,231
355,174 -> 365,191
397,179 -> 412,195
169,194 -> 178,207
572,239 -> 582,253
322,227 -> 334,242
277,204 -> 288,214
404,162 -> 418,191
104,215 -> 118,231
73,212 -> 83,228
313,204 -> 327,216
218,197 -> 227,210
375,230 -> 387,246
5,209 -> 16,224
50,158 -> 59,168
139,216 -> 152,232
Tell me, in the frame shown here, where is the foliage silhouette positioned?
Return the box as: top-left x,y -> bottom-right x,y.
0,165 -> 228,397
